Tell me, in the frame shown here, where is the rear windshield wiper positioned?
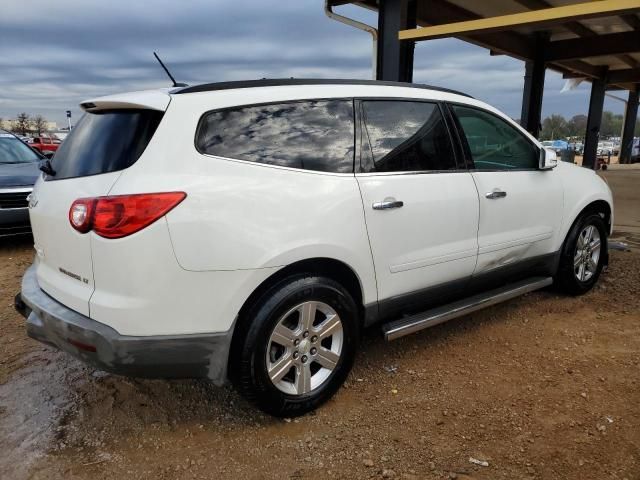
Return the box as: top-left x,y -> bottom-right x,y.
39,159 -> 56,176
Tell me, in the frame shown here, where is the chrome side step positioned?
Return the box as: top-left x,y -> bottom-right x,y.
382,276 -> 553,341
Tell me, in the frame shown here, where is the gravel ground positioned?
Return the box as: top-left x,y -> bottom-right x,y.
0,237 -> 639,480
1,169 -> 638,480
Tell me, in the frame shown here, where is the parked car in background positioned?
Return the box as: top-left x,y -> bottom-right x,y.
28,134 -> 61,157
612,143 -> 620,156
0,130 -> 42,236
17,80 -> 613,416
631,137 -> 639,162
597,141 -> 614,157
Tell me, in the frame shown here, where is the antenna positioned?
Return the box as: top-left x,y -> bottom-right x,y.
153,52 -> 187,87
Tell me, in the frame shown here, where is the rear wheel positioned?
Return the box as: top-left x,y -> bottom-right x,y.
555,212 -> 607,295
231,275 -> 359,417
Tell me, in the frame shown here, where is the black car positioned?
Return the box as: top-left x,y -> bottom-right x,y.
0,130 -> 43,236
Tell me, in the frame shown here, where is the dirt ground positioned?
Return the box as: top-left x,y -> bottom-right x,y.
1,168 -> 638,480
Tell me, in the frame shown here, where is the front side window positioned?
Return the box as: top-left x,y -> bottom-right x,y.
360,100 -> 457,173
196,100 -> 354,173
452,105 -> 539,170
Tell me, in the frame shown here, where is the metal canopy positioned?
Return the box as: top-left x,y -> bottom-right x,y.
344,0 -> 640,89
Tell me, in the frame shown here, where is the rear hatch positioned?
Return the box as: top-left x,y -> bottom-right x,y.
29,95 -> 167,315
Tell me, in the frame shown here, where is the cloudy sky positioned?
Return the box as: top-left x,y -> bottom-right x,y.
0,0 -> 629,127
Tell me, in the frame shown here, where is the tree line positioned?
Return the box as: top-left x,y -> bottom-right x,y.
0,112 -> 50,136
539,111 -> 640,141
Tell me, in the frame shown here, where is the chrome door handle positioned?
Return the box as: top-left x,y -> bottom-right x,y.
372,199 -> 404,210
485,190 -> 507,199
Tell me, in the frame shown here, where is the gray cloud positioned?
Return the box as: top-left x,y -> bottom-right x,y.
0,1 -> 625,126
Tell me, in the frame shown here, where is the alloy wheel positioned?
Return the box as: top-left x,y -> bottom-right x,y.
574,224 -> 601,282
266,301 -> 344,395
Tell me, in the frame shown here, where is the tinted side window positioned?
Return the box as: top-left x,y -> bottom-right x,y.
196,100 -> 354,173
360,101 -> 456,173
452,105 -> 539,170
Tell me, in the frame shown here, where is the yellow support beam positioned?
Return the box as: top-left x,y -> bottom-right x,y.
398,0 -> 640,41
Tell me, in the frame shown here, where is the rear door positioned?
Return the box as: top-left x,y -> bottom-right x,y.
29,109 -> 164,315
356,99 -> 479,317
449,104 -> 563,276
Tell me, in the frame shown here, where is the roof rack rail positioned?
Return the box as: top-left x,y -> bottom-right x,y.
174,78 -> 473,98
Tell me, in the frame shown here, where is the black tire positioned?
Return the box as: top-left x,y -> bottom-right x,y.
230,275 -> 359,417
555,211 -> 608,295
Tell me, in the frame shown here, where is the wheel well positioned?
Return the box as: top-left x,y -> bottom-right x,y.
237,258 -> 364,322
228,258 -> 365,380
580,200 -> 612,233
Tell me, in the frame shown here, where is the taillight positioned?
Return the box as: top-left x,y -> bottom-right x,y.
69,198 -> 96,233
69,192 -> 186,239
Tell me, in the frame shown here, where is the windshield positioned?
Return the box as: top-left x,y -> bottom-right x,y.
0,134 -> 41,164
50,109 -> 163,180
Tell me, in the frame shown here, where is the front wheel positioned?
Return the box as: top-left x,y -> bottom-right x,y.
231,275 -> 359,417
555,212 -> 607,295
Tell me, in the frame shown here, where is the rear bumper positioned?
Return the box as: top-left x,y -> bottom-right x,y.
16,265 -> 232,384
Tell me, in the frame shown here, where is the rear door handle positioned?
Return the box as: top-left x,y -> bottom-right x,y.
373,198 -> 404,210
485,189 -> 507,199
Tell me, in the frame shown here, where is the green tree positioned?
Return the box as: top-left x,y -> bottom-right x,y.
600,111 -> 623,138
567,114 -> 588,138
540,114 -> 568,140
13,113 -> 31,136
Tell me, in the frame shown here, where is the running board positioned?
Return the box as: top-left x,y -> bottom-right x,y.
382,276 -> 553,341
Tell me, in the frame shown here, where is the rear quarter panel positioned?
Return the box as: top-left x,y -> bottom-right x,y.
107,86 -> 379,306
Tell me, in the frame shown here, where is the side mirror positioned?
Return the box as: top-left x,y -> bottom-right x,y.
539,147 -> 558,170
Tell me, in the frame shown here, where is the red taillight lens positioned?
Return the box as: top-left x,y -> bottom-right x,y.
69,192 -> 186,239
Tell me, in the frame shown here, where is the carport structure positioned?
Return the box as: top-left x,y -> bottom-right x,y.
325,0 -> 640,168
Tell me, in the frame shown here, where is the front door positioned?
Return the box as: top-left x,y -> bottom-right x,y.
449,105 -> 563,275
356,99 -> 479,318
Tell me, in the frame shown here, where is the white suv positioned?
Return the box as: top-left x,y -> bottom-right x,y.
17,79 -> 613,416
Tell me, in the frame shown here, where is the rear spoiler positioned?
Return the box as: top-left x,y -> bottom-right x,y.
80,89 -> 171,113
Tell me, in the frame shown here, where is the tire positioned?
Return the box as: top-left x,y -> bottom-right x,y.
555,211 -> 608,295
230,275 -> 359,417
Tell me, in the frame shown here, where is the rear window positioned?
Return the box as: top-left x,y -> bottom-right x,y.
49,109 -> 163,180
195,100 -> 355,173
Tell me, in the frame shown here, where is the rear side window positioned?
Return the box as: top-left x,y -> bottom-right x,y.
50,109 -> 163,180
196,100 -> 354,173
451,105 -> 538,170
360,100 -> 457,173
